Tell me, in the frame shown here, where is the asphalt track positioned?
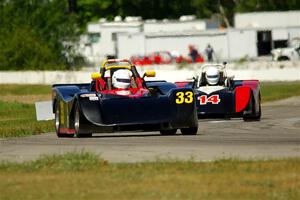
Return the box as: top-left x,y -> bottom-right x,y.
0,97 -> 299,163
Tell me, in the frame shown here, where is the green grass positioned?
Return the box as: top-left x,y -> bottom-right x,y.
0,151 -> 103,172
0,84 -> 53,137
0,101 -> 53,137
260,81 -> 300,102
0,152 -> 299,200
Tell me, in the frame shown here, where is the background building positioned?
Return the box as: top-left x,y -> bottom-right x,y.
79,11 -> 300,65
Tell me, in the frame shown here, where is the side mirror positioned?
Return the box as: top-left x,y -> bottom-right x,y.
143,71 -> 156,78
91,72 -> 101,80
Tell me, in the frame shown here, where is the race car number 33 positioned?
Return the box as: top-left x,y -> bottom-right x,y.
175,91 -> 193,104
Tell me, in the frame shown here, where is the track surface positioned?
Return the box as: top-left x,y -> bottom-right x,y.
0,97 -> 299,163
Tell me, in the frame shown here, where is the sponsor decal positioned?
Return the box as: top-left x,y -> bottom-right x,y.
175,91 -> 193,104
89,96 -> 99,101
198,95 -> 220,105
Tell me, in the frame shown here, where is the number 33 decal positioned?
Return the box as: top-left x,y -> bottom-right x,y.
175,91 -> 194,104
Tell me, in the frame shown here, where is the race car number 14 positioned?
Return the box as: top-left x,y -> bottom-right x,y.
175,91 -> 193,104
198,95 -> 220,105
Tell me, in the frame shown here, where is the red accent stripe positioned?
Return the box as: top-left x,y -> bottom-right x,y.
135,77 -> 144,88
175,81 -> 190,88
96,79 -> 106,92
59,128 -> 75,134
235,86 -> 251,113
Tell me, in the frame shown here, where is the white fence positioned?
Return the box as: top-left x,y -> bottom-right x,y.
1,62 -> 300,84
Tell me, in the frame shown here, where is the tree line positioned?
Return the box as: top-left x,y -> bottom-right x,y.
1,0 -> 300,70
74,0 -> 300,28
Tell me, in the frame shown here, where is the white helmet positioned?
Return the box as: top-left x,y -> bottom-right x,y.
205,67 -> 220,85
112,69 -> 132,89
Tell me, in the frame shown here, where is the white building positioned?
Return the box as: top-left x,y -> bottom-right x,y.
144,18 -> 206,33
117,29 -> 259,61
235,11 -> 300,29
79,17 -> 143,65
79,11 -> 300,65
234,11 -> 300,56
79,16 -> 207,64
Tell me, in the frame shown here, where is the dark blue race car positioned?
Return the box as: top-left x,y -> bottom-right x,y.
52,59 -> 198,138
176,63 -> 261,121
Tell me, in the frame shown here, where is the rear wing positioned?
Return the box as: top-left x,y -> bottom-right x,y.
52,83 -> 91,89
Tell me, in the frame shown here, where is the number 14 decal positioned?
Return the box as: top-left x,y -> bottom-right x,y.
198,95 -> 220,105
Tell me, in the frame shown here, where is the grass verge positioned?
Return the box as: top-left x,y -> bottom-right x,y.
0,84 -> 53,138
0,152 -> 299,200
260,81 -> 300,102
0,101 -> 53,137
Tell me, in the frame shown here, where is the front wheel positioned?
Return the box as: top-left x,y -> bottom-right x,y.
74,103 -> 92,138
180,127 -> 198,135
55,102 -> 74,138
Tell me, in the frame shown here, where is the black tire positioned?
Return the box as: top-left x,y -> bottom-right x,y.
243,105 -> 261,121
253,101 -> 262,120
74,102 -> 92,138
55,102 -> 74,138
160,129 -> 177,135
180,127 -> 198,135
243,93 -> 261,122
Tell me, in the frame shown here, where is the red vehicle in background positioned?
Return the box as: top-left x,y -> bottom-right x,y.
131,51 -> 204,66
148,51 -> 173,64
130,55 -> 152,65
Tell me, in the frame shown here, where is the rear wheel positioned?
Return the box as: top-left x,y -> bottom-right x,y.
243,93 -> 261,121
180,127 -> 198,135
243,105 -> 261,121
160,129 -> 177,135
55,102 -> 74,138
74,103 -> 92,138
253,101 -> 261,120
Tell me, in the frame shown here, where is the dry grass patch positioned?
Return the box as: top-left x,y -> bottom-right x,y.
0,94 -> 51,104
0,84 -> 51,104
0,84 -> 51,95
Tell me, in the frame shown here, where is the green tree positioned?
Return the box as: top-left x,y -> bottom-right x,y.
0,0 -> 80,70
